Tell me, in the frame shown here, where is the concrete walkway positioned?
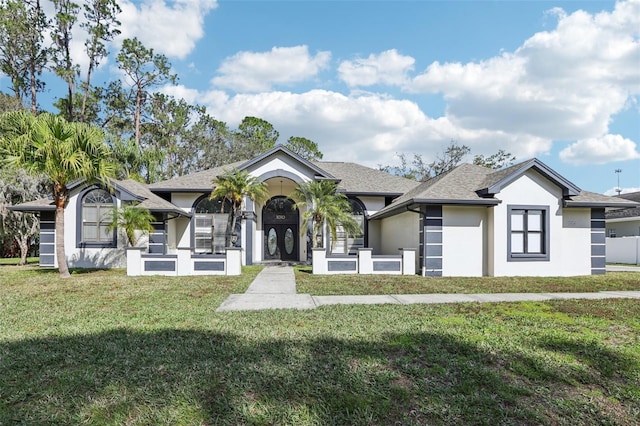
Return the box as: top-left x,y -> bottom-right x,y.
216,266 -> 640,312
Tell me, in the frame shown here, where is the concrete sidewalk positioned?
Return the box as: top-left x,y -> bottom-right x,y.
216,266 -> 640,312
217,266 -> 316,311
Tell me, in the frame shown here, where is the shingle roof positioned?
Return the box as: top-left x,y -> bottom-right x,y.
148,161 -> 246,192
313,161 -> 419,195
371,160 -> 639,219
605,191 -> 640,219
10,178 -> 189,217
115,179 -> 189,216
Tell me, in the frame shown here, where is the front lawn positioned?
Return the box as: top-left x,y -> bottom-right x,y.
1,267 -> 639,425
295,267 -> 640,295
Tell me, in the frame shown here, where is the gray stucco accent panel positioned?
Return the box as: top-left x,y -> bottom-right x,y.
194,261 -> 225,271
144,261 -> 176,272
39,244 -> 55,255
425,245 -> 443,256
245,199 -> 253,265
328,261 -> 357,271
591,245 -> 606,256
39,212 -> 55,267
426,258 -> 443,270
422,205 -> 443,276
590,208 -> 606,276
373,261 -> 401,272
426,232 -> 442,244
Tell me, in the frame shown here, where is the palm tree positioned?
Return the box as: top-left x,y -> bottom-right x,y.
107,204 -> 155,246
290,180 -> 360,249
210,168 -> 269,247
0,111 -> 116,277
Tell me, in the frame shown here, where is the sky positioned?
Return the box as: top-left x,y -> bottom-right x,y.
9,0 -> 640,194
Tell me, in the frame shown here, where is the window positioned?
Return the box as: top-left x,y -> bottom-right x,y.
331,198 -> 366,255
507,205 -> 549,261
193,196 -> 231,253
81,188 -> 115,246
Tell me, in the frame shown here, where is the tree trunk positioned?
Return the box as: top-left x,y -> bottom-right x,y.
135,90 -> 142,146
55,202 -> 71,278
14,234 -> 29,266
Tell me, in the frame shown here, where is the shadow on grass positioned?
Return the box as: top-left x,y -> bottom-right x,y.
1,329 -> 637,425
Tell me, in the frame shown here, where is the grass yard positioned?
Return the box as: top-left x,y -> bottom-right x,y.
0,256 -> 39,266
1,267 -> 639,425
295,267 -> 640,295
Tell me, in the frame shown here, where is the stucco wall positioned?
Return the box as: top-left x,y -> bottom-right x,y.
442,206 -> 486,276
489,170 -> 591,276
63,186 -> 127,268
379,211 -> 419,258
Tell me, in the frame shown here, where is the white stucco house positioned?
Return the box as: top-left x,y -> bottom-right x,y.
12,146 -> 636,276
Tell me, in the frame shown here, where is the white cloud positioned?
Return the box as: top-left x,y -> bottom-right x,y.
175,88 -> 550,167
211,46 -> 331,92
117,0 -> 217,59
408,0 -> 640,142
559,134 -> 640,165
338,49 -> 415,87
604,186 -> 640,196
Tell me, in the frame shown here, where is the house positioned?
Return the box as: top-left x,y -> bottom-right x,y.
605,191 -> 640,265
11,146 -> 636,276
605,191 -> 640,237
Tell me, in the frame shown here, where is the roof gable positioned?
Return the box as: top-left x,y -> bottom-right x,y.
238,145 -> 336,180
477,158 -> 581,197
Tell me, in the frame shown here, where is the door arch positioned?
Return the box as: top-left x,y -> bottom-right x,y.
262,196 -> 299,261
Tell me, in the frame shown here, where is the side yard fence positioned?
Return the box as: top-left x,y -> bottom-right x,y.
606,237 -> 640,265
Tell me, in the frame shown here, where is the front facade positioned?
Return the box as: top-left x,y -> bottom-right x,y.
13,146 -> 635,276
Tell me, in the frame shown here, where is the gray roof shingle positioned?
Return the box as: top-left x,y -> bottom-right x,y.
313,161 -> 419,195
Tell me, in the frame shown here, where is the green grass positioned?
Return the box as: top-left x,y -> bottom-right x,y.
1,267 -> 639,425
295,267 -> 640,295
0,256 -> 39,265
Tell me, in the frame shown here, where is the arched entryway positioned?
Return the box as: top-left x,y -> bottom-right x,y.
262,196 -> 299,261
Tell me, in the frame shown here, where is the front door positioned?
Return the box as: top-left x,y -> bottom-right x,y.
263,196 -> 299,261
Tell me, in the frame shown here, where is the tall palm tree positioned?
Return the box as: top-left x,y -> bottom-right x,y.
210,168 -> 269,247
290,180 -> 360,249
0,111 -> 116,277
107,204 -> 155,247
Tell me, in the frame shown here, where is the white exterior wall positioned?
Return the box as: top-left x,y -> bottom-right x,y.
489,170 -> 591,276
379,211 -> 419,256
63,187 -> 127,269
442,206 -> 486,277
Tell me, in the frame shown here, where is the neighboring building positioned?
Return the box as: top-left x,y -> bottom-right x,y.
605,191 -> 640,237
12,146 -> 636,276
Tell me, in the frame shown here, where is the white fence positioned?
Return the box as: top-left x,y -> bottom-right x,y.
126,247 -> 242,276
312,248 -> 416,275
606,237 -> 640,265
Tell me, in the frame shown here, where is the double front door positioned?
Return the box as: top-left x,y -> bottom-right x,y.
263,196 -> 299,261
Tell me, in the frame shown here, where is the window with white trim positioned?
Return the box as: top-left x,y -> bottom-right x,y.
81,188 -> 115,244
507,205 -> 549,261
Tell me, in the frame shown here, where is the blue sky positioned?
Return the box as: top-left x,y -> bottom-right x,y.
19,0 -> 640,193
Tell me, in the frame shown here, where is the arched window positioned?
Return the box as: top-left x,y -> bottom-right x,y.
331,198 -> 366,254
193,196 -> 231,253
81,188 -> 115,245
